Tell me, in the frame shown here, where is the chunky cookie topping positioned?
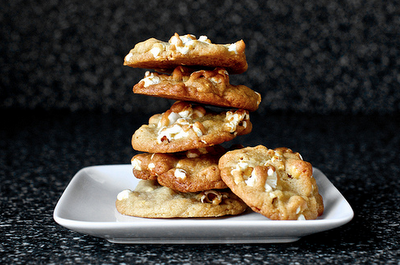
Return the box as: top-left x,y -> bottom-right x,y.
230,158 -> 278,194
174,168 -> 187,180
199,190 -> 227,205
168,34 -> 211,55
148,162 -> 156,170
228,43 -> 238,54
117,189 -> 131,201
156,103 -> 207,144
141,71 -> 162,87
225,110 -> 250,133
131,157 -> 142,170
166,33 -> 240,56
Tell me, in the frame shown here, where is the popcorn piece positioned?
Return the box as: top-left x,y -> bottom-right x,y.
228,43 -> 238,53
156,104 -> 208,143
141,71 -> 161,87
200,190 -> 226,205
174,168 -> 187,180
117,189 -> 131,201
225,110 -> 249,133
148,163 -> 155,170
264,167 -> 277,192
131,158 -> 142,170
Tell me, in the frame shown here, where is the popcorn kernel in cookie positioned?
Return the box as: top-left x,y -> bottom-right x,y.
225,110 -> 250,133
131,157 -> 142,170
174,168 -> 187,180
200,190 -> 227,205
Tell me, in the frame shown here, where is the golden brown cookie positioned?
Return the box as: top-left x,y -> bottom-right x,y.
133,66 -> 261,111
218,146 -> 324,220
131,146 -> 228,192
124,33 -> 248,74
115,180 -> 248,218
131,101 -> 252,153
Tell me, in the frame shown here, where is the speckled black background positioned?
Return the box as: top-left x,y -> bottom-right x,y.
1,1 -> 400,264
1,0 -> 399,114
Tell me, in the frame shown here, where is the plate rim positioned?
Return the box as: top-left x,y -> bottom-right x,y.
53,164 -> 354,243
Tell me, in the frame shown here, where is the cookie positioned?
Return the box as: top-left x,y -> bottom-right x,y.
218,145 -> 324,220
131,101 -> 252,153
115,180 -> 248,218
131,145 -> 243,193
133,66 -> 261,111
124,33 -> 248,74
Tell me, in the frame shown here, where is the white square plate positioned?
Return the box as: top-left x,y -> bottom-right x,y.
53,165 -> 353,244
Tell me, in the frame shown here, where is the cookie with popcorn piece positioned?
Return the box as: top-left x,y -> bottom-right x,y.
131,146 -> 229,192
133,66 -> 261,111
131,101 -> 252,153
218,145 -> 324,220
115,180 -> 248,218
124,33 -> 248,74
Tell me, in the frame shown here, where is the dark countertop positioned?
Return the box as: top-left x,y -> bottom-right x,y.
1,109 -> 399,264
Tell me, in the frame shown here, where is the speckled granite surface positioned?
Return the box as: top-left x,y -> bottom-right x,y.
1,0 -> 399,114
1,110 -> 399,264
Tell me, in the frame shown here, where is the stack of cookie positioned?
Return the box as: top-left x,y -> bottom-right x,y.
116,33 -> 324,220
